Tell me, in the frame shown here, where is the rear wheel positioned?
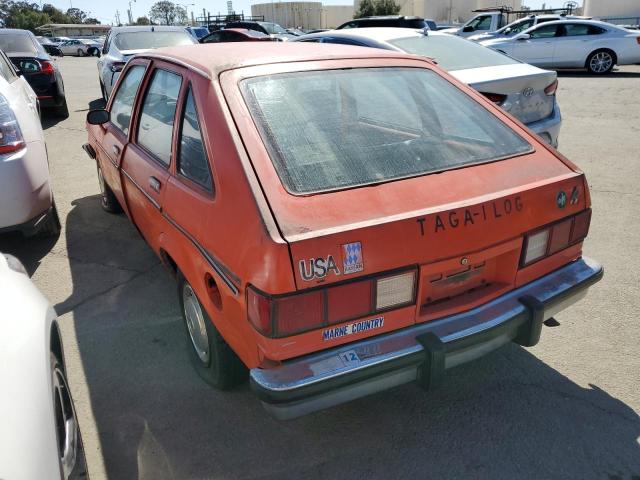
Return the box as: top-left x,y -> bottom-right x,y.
587,49 -> 615,74
97,164 -> 122,213
178,272 -> 247,389
51,352 -> 87,479
77,48 -> 84,57
38,202 -> 61,237
54,97 -> 69,118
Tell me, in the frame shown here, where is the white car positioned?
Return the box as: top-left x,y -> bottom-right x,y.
58,39 -> 96,57
0,48 -> 60,237
468,14 -> 589,42
296,28 -> 562,147
0,253 -> 86,479
97,25 -> 196,100
480,19 -> 640,74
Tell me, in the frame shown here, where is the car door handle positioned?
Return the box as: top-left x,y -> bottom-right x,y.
149,176 -> 161,193
111,145 -> 120,156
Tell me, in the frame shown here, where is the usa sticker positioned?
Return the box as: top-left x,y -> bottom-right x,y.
342,241 -> 364,274
322,316 -> 384,341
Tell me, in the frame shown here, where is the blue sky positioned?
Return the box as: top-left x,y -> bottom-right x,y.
49,0 -> 577,25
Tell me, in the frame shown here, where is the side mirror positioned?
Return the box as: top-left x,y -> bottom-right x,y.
87,109 -> 110,125
504,27 -> 512,34
462,25 -> 474,32
515,33 -> 531,40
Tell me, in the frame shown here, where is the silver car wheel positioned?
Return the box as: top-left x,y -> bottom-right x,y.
183,283 -> 210,364
590,51 -> 613,73
53,364 -> 78,479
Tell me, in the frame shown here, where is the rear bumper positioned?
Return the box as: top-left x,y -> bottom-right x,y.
526,101 -> 561,148
250,257 -> 603,420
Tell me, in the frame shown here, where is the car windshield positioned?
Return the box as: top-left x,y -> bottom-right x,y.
261,22 -> 287,34
388,35 -> 518,71
0,34 -> 37,55
113,31 -> 194,50
499,18 -> 535,34
241,68 -> 531,194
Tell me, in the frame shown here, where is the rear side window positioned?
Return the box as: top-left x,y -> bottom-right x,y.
178,88 -> 212,191
110,65 -> 145,135
0,51 -> 17,82
564,24 -> 591,36
529,24 -> 560,38
241,68 -> 531,194
137,69 -> 182,166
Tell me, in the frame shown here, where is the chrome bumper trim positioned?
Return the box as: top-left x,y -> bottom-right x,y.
250,257 -> 603,419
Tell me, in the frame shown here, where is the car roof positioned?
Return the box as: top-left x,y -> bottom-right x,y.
526,18 -> 615,29
109,25 -> 189,33
144,42 -> 419,78
0,29 -> 33,35
301,27 -> 444,42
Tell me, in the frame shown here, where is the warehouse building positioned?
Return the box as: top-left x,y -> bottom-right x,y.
36,23 -> 111,38
352,0 -> 520,24
251,2 -> 354,29
583,0 -> 640,25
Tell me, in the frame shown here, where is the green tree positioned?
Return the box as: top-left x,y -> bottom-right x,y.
134,16 -> 150,25
66,7 -> 85,23
355,0 -> 375,19
149,1 -> 186,25
373,0 -> 401,16
8,9 -> 50,31
83,17 -> 99,24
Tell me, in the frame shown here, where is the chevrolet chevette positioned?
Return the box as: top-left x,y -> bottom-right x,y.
83,43 -> 603,419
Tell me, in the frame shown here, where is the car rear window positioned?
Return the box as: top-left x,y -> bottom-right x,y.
389,35 -> 519,70
0,34 -> 37,55
114,31 -> 194,50
241,67 -> 531,194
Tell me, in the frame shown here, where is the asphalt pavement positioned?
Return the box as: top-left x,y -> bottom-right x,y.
1,57 -> 639,480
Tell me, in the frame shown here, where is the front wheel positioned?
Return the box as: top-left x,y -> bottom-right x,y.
178,272 -> 247,390
77,48 -> 84,57
587,50 -> 615,74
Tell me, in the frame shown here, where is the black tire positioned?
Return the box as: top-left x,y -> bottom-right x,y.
54,98 -> 69,118
177,271 -> 247,390
586,49 -> 615,75
38,202 -> 61,237
97,164 -> 122,213
51,352 -> 88,480
77,48 -> 84,57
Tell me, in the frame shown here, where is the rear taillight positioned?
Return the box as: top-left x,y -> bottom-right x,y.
480,92 -> 507,105
110,62 -> 125,73
247,268 -> 416,338
521,209 -> 591,267
39,60 -> 55,75
0,94 -> 25,155
544,79 -> 558,96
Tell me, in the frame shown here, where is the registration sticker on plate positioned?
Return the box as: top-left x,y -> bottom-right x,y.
339,350 -> 361,367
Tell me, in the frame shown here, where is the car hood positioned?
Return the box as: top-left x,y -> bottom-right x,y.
6,51 -> 40,58
469,32 -> 501,41
479,38 -> 512,47
439,27 -> 460,35
120,48 -> 153,56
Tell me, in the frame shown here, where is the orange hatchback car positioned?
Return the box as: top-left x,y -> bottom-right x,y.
84,43 -> 602,419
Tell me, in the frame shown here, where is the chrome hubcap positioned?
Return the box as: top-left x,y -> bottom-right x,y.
590,52 -> 612,73
183,284 -> 210,364
53,366 -> 78,479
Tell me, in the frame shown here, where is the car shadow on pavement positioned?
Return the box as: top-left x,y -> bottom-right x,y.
0,230 -> 60,275
59,194 -> 640,480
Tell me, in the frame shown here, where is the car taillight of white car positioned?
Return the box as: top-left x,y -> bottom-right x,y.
0,94 -> 25,155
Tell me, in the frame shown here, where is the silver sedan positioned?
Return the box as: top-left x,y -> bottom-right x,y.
295,28 -> 562,147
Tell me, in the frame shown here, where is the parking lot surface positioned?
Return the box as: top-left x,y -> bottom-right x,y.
1,57 -> 639,479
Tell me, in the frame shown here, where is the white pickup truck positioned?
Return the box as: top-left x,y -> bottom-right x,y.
440,11 -> 507,38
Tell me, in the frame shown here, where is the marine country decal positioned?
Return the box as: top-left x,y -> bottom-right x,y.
299,255 -> 340,281
322,317 -> 384,341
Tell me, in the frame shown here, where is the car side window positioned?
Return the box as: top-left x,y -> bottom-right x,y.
341,22 -> 358,29
588,25 -> 607,35
0,51 -> 18,82
321,37 -> 366,46
564,24 -> 591,36
529,25 -> 560,38
202,32 -> 222,43
137,68 -> 182,166
178,88 -> 212,192
103,33 -> 110,54
470,15 -> 492,30
110,65 -> 146,135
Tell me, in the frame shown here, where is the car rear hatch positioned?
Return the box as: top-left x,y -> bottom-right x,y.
452,63 -> 557,124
